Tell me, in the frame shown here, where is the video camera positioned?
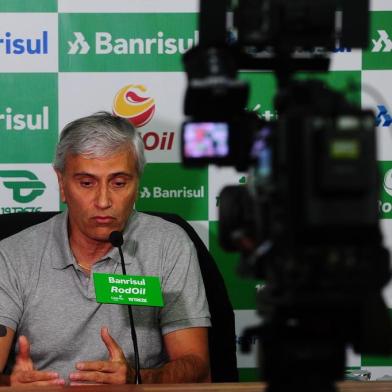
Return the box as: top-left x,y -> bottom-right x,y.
181,1 -> 392,391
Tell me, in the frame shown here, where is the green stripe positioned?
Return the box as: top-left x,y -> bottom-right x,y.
136,164 -> 208,221
0,73 -> 58,163
363,11 -> 392,70
238,367 -> 262,382
0,0 -> 57,12
294,70 -> 362,106
60,13 -> 198,72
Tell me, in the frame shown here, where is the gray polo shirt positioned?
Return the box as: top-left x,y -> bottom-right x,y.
0,211 -> 210,382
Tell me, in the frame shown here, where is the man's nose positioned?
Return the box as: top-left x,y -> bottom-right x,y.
95,184 -> 112,209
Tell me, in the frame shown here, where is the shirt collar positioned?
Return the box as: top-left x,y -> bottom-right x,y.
51,210 -> 138,270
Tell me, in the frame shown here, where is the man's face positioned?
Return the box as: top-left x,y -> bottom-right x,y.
56,148 -> 139,243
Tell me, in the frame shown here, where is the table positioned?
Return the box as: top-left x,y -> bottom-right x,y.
1,382 -> 392,392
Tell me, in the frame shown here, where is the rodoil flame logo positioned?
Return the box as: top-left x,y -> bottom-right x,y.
113,84 -> 155,128
113,84 -> 174,152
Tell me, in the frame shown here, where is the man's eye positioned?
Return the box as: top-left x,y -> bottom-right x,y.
80,180 -> 94,187
112,180 -> 126,188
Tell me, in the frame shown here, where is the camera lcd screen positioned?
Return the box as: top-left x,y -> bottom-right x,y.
251,125 -> 272,181
183,122 -> 229,158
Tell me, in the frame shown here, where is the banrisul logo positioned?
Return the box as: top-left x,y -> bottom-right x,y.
136,163 -> 208,220
0,73 -> 58,163
60,13 -> 198,71
372,30 -> 392,53
0,31 -> 48,55
379,162 -> 392,219
363,12 -> 392,70
376,105 -> 392,127
67,31 -> 198,56
68,32 -> 90,55
139,185 -> 205,199
140,187 -> 151,199
0,106 -> 49,130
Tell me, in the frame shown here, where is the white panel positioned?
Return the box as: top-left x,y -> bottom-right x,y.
189,220 -> 209,248
235,309 -> 260,368
361,366 -> 392,380
58,72 -> 187,163
0,13 -> 58,73
329,50 -> 362,71
346,346 -> 361,368
58,0 -> 199,13
371,0 -> 392,11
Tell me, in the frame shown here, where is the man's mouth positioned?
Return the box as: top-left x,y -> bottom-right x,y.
92,216 -> 115,224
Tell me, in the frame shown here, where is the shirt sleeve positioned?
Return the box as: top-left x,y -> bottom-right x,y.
0,247 -> 23,331
159,227 -> 211,335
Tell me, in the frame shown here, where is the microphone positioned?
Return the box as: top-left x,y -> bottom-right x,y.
109,231 -> 123,247
109,231 -> 142,384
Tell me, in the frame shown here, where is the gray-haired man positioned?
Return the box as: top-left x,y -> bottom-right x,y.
0,112 -> 211,386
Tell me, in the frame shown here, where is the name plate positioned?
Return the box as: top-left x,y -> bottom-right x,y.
93,273 -> 164,307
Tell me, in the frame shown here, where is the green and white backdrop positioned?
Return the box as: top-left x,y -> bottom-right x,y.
2,0 -> 392,382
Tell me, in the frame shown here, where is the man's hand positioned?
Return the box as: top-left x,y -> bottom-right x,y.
69,327 -> 133,385
10,335 -> 65,386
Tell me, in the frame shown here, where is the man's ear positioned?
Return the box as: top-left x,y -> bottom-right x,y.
55,169 -> 66,204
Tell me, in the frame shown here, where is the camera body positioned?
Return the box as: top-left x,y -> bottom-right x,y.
182,0 -> 383,278
182,0 -> 392,390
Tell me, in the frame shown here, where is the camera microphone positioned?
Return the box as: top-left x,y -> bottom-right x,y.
109,231 -> 142,384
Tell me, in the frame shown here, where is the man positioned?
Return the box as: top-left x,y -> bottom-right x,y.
0,112 -> 211,386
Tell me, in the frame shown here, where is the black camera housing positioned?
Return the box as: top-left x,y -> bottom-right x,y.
182,0 -> 392,390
